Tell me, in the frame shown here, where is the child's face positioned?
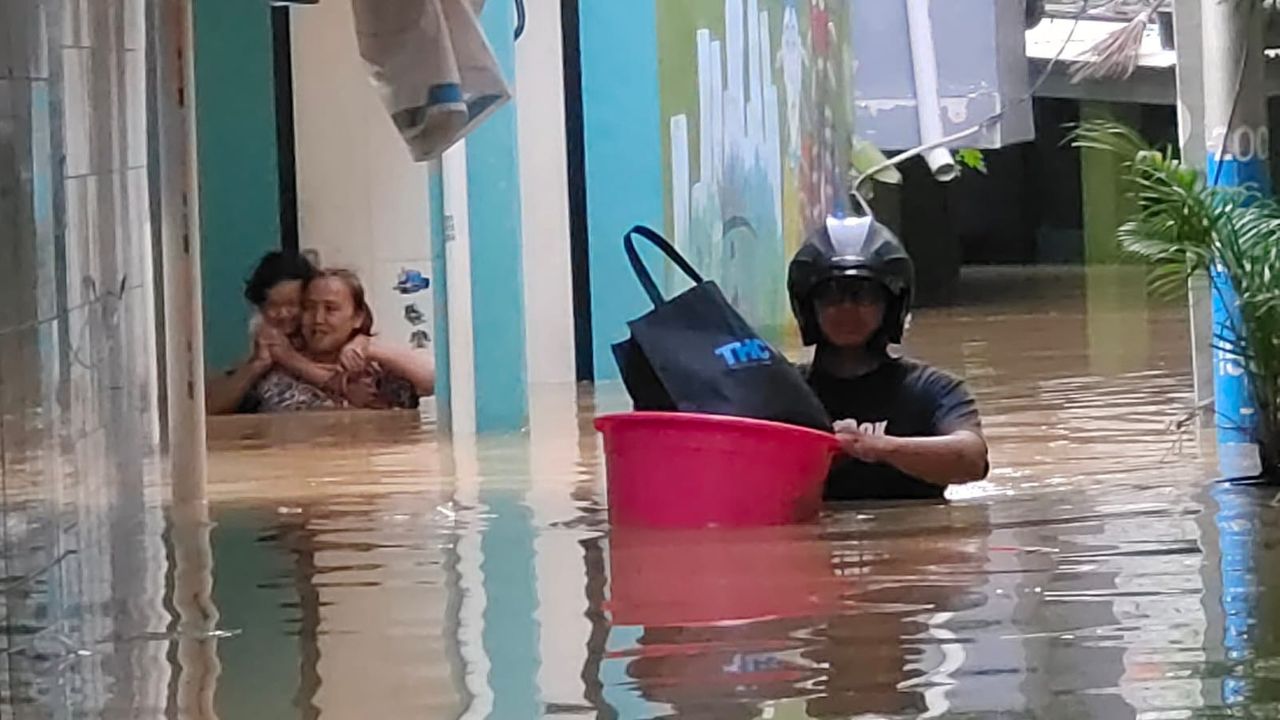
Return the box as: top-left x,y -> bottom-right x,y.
260,279 -> 304,334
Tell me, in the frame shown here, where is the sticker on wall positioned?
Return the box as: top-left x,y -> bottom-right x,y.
376,261 -> 433,352
403,302 -> 428,327
394,267 -> 431,295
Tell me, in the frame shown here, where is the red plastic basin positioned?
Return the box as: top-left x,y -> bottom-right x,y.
593,412 -> 839,528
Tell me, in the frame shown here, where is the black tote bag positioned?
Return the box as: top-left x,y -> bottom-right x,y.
611,225 -> 833,432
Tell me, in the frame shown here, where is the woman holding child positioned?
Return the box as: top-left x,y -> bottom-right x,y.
206,252 -> 434,414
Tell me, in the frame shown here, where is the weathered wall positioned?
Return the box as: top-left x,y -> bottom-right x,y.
0,0 -> 168,712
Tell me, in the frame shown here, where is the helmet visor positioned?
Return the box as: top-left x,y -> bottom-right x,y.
811,276 -> 888,308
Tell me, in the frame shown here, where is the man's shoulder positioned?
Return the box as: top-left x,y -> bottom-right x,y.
892,357 -> 969,394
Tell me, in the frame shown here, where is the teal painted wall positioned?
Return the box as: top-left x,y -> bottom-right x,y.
467,0 -> 529,432
193,0 -> 282,371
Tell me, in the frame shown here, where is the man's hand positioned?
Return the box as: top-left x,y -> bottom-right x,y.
835,421 -> 898,464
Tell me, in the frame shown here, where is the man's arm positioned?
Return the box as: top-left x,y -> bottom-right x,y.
838,429 -> 989,486
857,365 -> 990,486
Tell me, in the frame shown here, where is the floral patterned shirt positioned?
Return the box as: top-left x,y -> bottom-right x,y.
238,364 -> 419,414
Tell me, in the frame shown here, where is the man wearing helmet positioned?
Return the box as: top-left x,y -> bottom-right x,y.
788,214 -> 989,501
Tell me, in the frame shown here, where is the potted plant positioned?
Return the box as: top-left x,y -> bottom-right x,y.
1072,119 -> 1280,479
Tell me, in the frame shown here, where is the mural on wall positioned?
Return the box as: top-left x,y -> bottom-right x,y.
660,0 -> 853,336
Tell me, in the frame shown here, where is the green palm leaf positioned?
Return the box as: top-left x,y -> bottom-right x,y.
1071,119 -> 1280,473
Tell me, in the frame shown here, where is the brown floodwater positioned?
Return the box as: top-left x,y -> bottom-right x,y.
18,267 -> 1280,719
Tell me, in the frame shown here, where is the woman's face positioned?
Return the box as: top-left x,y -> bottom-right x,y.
814,278 -> 887,349
303,277 -> 365,355
260,279 -> 304,334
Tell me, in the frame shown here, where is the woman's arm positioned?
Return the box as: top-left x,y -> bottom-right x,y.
205,356 -> 272,415
837,429 -> 989,486
206,332 -> 273,415
368,338 -> 436,395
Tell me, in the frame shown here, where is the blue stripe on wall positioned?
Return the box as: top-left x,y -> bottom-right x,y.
1205,154 -> 1270,458
466,0 -> 529,432
428,166 -> 453,433
579,0 -> 665,381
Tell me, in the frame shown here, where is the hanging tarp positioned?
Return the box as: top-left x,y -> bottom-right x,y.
350,0 -> 511,161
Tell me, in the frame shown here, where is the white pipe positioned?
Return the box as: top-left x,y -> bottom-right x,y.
904,0 -> 958,182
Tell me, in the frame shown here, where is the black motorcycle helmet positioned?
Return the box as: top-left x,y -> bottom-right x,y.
787,212 -> 915,349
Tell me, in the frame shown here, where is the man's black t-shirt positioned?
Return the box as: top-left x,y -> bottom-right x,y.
805,357 -> 984,501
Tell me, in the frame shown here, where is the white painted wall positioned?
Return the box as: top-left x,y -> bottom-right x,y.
289,2 -> 434,358
515,0 -> 577,384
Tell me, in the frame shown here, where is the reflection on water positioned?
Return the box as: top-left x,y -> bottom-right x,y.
13,267 -> 1280,718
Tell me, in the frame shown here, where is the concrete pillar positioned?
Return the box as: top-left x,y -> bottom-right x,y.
1200,0 -> 1271,475
154,0 -> 208,501
0,0 -> 173,707
1199,7 -> 1272,714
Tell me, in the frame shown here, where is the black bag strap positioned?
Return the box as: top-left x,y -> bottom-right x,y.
623,225 -> 705,306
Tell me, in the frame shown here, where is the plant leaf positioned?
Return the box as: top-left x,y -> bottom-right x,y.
956,148 -> 987,175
